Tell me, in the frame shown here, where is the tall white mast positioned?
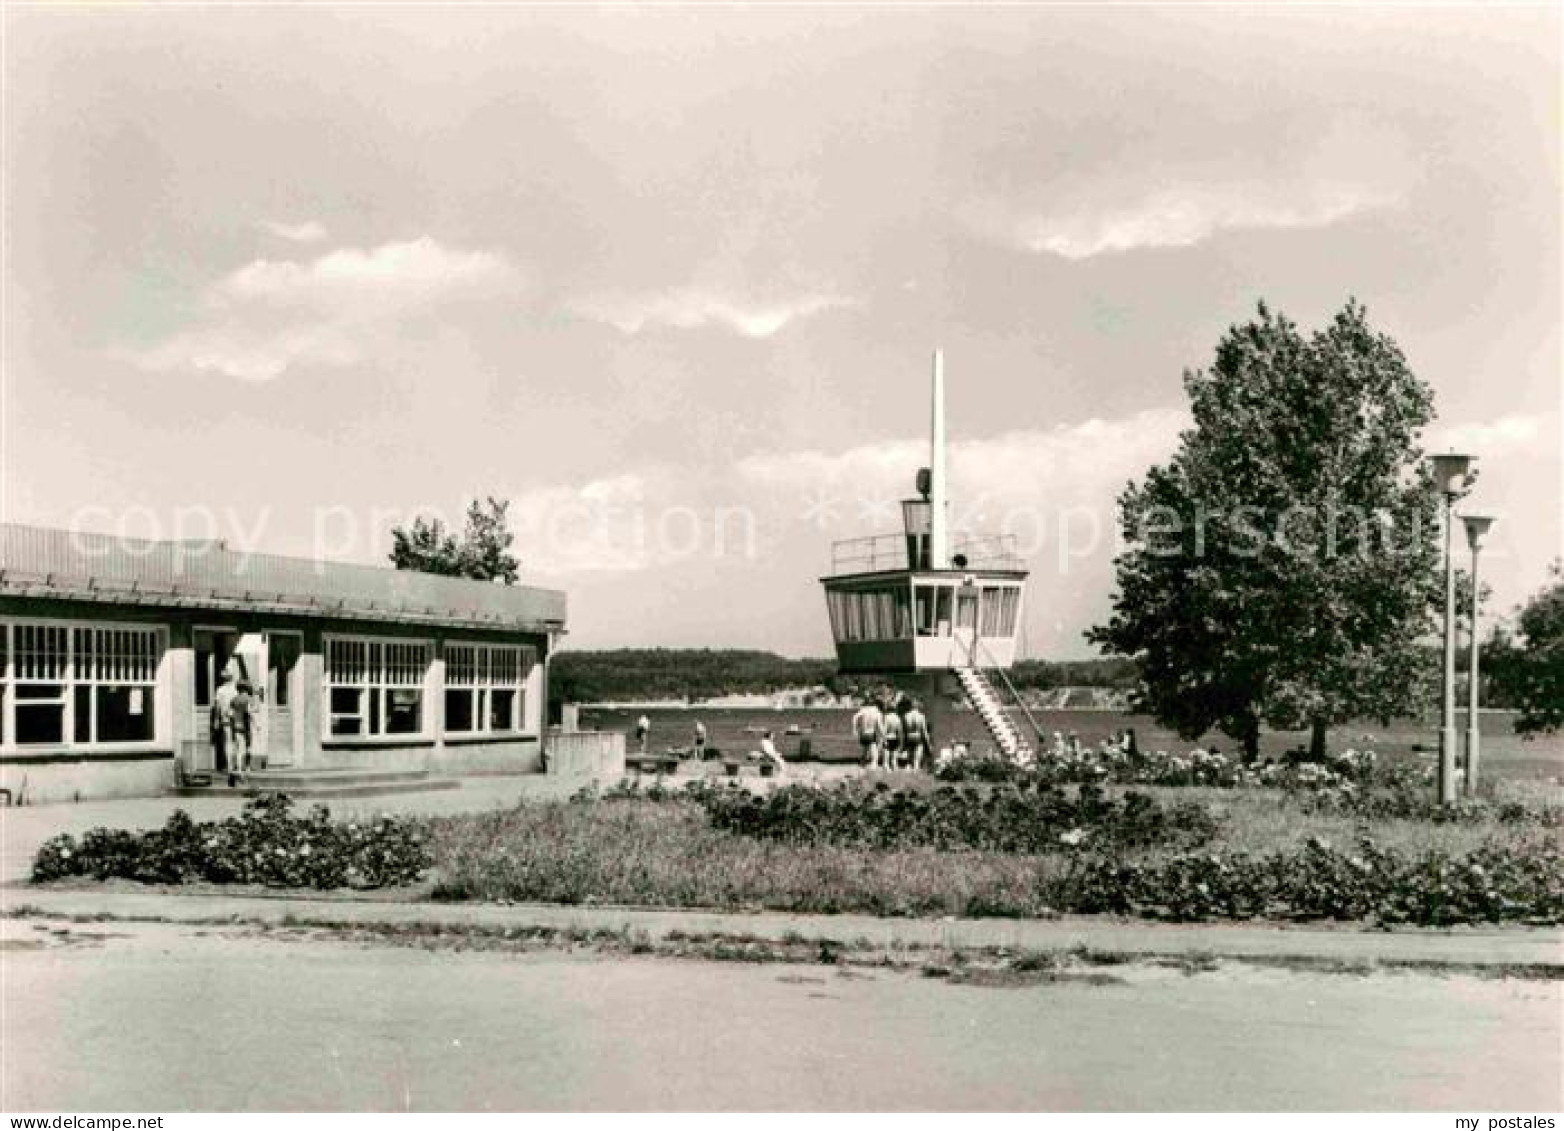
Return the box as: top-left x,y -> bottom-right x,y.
929,349 -> 949,569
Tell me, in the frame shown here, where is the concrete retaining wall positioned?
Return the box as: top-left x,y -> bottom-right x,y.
546,731 -> 625,777
1,757 -> 176,806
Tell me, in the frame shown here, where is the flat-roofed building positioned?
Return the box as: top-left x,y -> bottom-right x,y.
0,523 -> 566,803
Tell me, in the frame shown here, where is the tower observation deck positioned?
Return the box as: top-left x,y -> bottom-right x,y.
820,352 -> 1037,761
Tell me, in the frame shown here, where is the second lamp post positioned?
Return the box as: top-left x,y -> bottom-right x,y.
1430,453 -> 1474,806
1461,513 -> 1496,796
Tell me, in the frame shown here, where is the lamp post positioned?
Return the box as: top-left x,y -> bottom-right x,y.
1430,453 -> 1473,805
1460,513 -> 1495,797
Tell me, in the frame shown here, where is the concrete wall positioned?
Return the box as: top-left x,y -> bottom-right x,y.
1,756 -> 174,806
317,736 -> 543,774
545,731 -> 625,777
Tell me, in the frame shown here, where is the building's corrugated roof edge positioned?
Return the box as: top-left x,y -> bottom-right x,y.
0,522 -> 566,631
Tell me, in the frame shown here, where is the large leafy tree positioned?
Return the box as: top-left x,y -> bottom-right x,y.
1488,562 -> 1564,736
389,496 -> 519,584
1088,301 -> 1442,759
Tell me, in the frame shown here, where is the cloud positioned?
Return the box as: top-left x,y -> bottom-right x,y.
970,182 -> 1398,260
215,237 -> 520,311
261,219 -> 329,244
1429,413 -> 1546,455
497,409 -> 1188,581
739,408 -> 1186,500
573,288 -> 858,338
122,324 -> 363,383
119,237 -> 524,381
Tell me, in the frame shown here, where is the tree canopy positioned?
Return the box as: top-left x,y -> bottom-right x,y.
1489,562 -> 1564,736
1088,300 -> 1443,758
389,497 -> 519,584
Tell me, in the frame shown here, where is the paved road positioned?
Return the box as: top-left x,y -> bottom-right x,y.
3,917 -> 1559,1111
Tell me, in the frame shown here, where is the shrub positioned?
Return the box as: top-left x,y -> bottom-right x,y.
934,742 -> 1292,789
1294,762 -> 1564,826
30,795 -> 431,889
681,779 -> 1218,854
1059,834 -> 1564,925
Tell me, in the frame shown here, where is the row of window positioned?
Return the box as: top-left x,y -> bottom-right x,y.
827,583 -> 1023,644
323,636 -> 536,740
0,622 -> 163,747
0,619 -> 538,749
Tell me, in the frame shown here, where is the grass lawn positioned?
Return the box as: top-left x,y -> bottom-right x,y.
424,783 -> 1563,921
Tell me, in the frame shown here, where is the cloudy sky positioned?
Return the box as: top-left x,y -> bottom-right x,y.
2,5 -> 1558,657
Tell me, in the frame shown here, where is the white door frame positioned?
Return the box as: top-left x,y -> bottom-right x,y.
262,630 -> 304,767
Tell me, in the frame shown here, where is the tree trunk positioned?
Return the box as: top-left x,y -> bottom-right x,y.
1240,715 -> 1261,763
1309,719 -> 1328,762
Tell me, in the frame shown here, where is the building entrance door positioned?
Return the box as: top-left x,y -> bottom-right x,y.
231,633 -> 267,767
192,627 -> 240,773
264,632 -> 302,767
953,587 -> 980,665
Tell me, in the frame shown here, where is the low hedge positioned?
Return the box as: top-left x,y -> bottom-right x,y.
31,795 -> 431,889
1060,835 -> 1564,925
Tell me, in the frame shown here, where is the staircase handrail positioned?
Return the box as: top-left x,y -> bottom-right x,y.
973,636 -> 1047,747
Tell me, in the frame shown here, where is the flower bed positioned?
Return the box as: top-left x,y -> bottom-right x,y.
577,777 -> 1218,853
31,795 -> 431,889
934,740 -> 1387,791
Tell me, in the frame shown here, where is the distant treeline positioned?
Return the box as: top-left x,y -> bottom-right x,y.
549,649 -> 1139,706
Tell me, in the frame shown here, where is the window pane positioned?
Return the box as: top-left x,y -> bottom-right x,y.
329,687 -> 364,736
445,688 -> 474,733
957,592 -> 978,630
16,702 -> 64,744
934,588 -> 953,635
74,685 -> 92,743
96,685 -> 154,743
16,683 -> 64,701
269,637 -> 299,708
447,645 -> 476,686
490,688 -> 517,731
195,634 -> 213,707
386,689 -> 421,735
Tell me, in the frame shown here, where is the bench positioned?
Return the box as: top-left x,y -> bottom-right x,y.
721,758 -> 777,779
627,753 -> 682,775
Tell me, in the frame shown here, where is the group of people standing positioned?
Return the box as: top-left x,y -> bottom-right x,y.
851,693 -> 931,772
211,670 -> 260,785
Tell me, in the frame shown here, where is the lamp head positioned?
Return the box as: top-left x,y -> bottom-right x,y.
1429,453 -> 1473,497
1460,513 -> 1495,551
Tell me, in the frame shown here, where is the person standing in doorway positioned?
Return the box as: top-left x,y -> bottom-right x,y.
230,681 -> 256,777
693,719 -> 708,761
635,713 -> 651,754
212,671 -> 239,781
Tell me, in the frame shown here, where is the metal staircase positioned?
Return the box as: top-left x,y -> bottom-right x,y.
954,666 -> 1034,763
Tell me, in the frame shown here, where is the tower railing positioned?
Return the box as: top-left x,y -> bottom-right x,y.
827,532 -> 1026,577
829,533 -> 910,575
971,635 -> 1049,747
